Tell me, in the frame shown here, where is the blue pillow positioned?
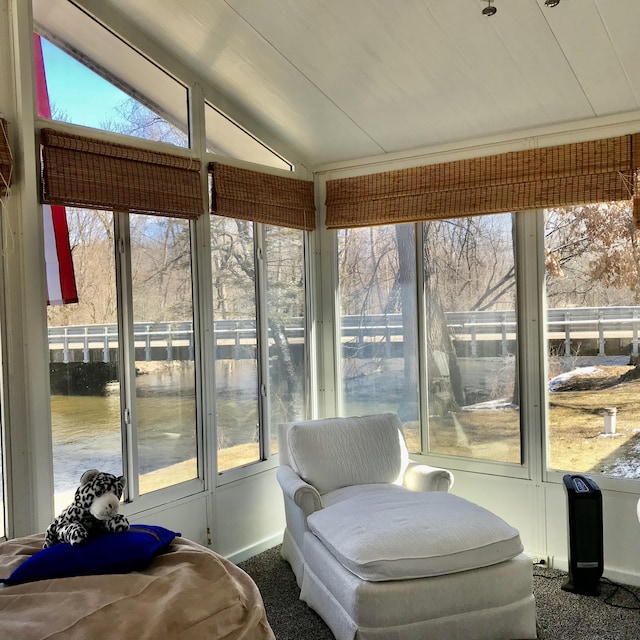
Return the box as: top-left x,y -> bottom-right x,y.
1,524 -> 180,586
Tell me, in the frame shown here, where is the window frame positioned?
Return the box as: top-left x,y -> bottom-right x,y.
333,214 -> 537,482
47,207 -> 205,515
540,202 -> 640,492
114,211 -> 205,504
214,218 -> 311,486
420,212 -> 532,480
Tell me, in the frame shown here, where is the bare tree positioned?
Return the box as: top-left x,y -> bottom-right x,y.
545,202 -> 640,305
47,209 -> 116,327
102,101 -> 188,148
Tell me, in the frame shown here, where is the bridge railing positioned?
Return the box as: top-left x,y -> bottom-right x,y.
48,306 -> 640,363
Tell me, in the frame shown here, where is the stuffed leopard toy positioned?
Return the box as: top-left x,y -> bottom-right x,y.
44,469 -> 130,548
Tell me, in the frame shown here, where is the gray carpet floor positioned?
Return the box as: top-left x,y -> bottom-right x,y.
239,546 -> 640,640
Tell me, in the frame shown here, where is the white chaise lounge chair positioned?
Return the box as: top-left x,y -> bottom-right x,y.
277,412 -> 537,640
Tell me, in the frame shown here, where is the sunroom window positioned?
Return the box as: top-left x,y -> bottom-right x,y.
34,36 -> 188,148
211,220 -> 309,471
47,208 -> 122,511
265,224 -> 308,455
211,215 -> 261,471
130,215 -> 198,494
205,103 -> 291,170
34,1 -> 288,167
337,216 -> 521,463
47,209 -> 200,511
41,122 -> 204,511
545,201 -> 640,479
209,163 -> 313,473
33,0 -> 189,147
337,224 -> 420,448
328,133 -> 638,477
423,214 -> 520,463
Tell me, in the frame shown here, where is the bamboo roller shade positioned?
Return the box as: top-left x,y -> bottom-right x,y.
326,134 -> 640,229
41,128 -> 204,219
0,119 -> 11,196
211,162 -> 316,231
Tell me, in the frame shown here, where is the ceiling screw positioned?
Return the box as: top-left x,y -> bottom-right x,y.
482,1 -> 497,17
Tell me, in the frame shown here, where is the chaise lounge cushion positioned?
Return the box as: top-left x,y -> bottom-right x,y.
307,487 -> 523,582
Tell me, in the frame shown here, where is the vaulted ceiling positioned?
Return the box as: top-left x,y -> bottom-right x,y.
37,0 -> 640,168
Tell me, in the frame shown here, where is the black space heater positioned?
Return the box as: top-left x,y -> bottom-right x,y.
561,474 -> 603,596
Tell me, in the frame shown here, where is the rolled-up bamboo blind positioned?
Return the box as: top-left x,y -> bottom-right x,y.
41,128 -> 204,219
326,134 -> 640,229
210,162 -> 316,231
0,118 -> 12,196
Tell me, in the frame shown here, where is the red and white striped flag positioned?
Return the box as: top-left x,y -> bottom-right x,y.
34,33 -> 78,305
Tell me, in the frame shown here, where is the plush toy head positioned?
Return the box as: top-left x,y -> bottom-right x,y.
76,469 -> 126,520
44,469 -> 130,548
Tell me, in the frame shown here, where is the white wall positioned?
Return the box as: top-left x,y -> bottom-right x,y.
448,470 -> 640,587
214,471 -> 285,563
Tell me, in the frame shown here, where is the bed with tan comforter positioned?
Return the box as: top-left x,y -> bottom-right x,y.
0,533 -> 275,640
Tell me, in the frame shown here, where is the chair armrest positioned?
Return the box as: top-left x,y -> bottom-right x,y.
402,462 -> 454,492
276,465 -> 323,517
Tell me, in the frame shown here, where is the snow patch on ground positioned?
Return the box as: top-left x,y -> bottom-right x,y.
600,441 -> 640,479
461,398 -> 517,411
548,366 -> 602,391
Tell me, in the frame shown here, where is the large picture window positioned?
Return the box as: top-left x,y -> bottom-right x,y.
130,214 -> 198,494
545,201 -> 640,478
336,216 -> 521,464
338,224 -> 420,447
47,209 -> 199,511
35,4 -> 189,148
47,209 -> 122,511
211,217 -> 308,472
423,214 -> 521,463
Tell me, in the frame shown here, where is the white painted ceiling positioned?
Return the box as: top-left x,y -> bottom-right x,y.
39,0 -> 640,168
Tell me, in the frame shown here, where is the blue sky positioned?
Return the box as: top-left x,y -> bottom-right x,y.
41,38 -> 130,130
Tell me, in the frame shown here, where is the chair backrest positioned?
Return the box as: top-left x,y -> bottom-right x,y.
281,413 -> 408,495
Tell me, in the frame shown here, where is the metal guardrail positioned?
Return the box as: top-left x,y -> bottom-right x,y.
48,306 -> 640,363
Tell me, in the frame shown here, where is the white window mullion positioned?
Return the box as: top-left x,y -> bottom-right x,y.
114,211 -> 139,501
415,222 -> 430,455
193,211 -> 215,482
515,210 -> 546,482
188,217 -> 208,487
302,228 -> 316,420
255,226 -> 270,460
189,80 -> 214,486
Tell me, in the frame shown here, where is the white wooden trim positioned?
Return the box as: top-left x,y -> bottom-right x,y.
313,110 -> 640,176
5,0 -> 55,535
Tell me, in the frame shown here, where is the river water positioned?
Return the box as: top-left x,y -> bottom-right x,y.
50,354 -> 574,500
51,362 -> 259,498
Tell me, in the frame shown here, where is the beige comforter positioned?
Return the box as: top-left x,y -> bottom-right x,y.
0,534 -> 275,640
